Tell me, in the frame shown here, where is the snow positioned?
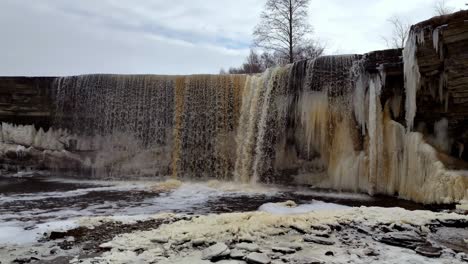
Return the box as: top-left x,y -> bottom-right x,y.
0,219 -> 77,244
72,207 -> 468,264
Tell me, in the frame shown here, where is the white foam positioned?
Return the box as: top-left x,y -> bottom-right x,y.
259,200 -> 350,215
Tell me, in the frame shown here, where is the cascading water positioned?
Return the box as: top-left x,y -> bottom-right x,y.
52,74 -> 245,179
5,33 -> 464,204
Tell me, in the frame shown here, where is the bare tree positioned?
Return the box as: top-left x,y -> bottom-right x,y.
382,16 -> 411,49
433,0 -> 454,15
226,49 -> 264,74
253,0 -> 313,63
295,41 -> 325,61
243,49 -> 263,74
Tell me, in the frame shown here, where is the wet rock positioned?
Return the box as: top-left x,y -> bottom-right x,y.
374,231 -> 425,249
49,231 -> 67,240
430,227 -> 468,253
239,236 -> 255,243
356,226 -> 373,235
327,224 -> 342,232
415,243 -> 443,258
310,224 -> 330,231
230,249 -> 246,259
236,242 -> 260,252
362,248 -> 379,256
134,248 -> 145,255
192,238 -> 208,247
245,252 -> 271,264
151,236 -> 169,244
303,235 -> 335,245
437,219 -> 468,228
272,246 -> 296,254
310,230 -> 330,238
456,252 -> 468,262
325,251 -> 334,256
201,243 -> 230,260
13,257 -> 39,264
290,224 -> 307,234
36,256 -> 73,264
217,261 -> 247,264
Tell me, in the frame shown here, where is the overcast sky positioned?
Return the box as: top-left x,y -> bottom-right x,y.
0,0 -> 466,76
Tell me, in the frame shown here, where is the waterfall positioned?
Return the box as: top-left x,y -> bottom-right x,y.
53,74 -> 245,178
8,47 -> 457,204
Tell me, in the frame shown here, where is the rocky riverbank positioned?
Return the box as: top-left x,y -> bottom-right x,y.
2,205 -> 468,264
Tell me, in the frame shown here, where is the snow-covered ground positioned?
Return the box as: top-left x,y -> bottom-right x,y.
1,176 -> 466,263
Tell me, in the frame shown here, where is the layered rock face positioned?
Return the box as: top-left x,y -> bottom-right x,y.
0,11 -> 467,205
0,77 -> 54,128
410,11 -> 468,162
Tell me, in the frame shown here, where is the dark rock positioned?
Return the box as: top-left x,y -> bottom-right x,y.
216,261 -> 247,264
327,224 -> 342,231
272,246 -> 296,254
362,248 -> 379,256
13,257 -> 40,264
437,219 -> 468,228
356,226 -> 374,235
310,225 -> 331,233
36,256 -> 73,264
374,231 -> 425,249
134,248 -> 145,255
415,243 -> 443,258
49,231 -> 67,240
310,231 -> 330,238
290,224 -> 307,234
325,251 -> 334,256
430,227 -> 468,253
303,235 -> 335,245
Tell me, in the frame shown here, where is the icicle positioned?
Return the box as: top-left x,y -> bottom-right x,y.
403,30 -> 422,131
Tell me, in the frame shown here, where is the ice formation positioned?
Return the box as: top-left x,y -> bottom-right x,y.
2,29 -> 467,204
403,30 -> 423,131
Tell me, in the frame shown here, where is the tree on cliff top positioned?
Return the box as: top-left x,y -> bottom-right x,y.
382,16 -> 411,49
253,0 -> 317,63
433,0 -> 454,16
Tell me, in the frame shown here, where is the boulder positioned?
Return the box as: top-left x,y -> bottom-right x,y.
245,252 -> 271,264
201,243 -> 230,260
374,231 -> 425,249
